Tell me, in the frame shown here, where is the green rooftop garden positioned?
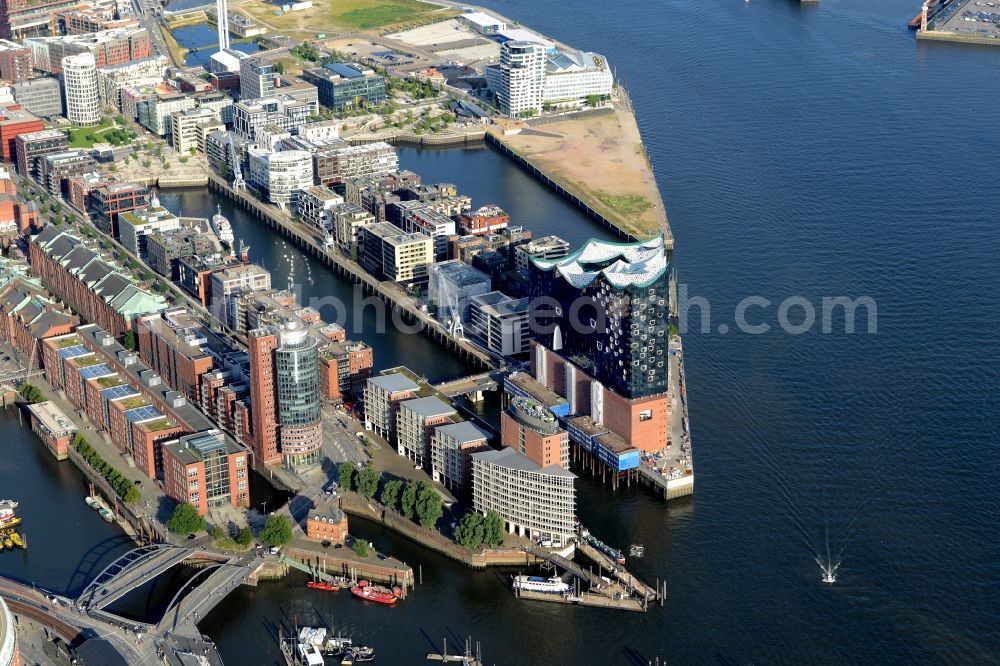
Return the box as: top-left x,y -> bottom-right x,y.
75,355 -> 100,368
55,337 -> 81,349
146,419 -> 174,432
120,397 -> 149,410
97,376 -> 125,388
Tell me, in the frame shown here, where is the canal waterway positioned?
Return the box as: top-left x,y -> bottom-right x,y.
3,0 -> 1000,662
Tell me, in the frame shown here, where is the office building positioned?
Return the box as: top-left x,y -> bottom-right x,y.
363,373 -> 418,439
398,204 -> 456,260
544,50 -> 613,107
306,506 -> 349,543
96,56 -> 167,110
427,260 -> 491,332
89,181 -> 151,237
471,447 -> 575,541
39,151 -> 96,197
14,129 -> 67,180
318,340 -> 373,401
26,28 -> 150,75
0,39 -> 31,82
247,148 -> 313,211
500,396 -> 568,469
239,56 -> 274,99
358,222 -> 434,284
330,203 -> 374,251
301,62 -> 385,110
247,321 -> 322,469
468,291 -> 530,356
232,95 -> 312,141
11,78 -> 63,118
146,228 -> 219,280
0,102 -> 43,162
313,141 -> 397,186
496,40 -> 546,117
430,421 -> 490,492
162,430 -> 250,515
395,396 -> 455,468
117,206 -> 181,258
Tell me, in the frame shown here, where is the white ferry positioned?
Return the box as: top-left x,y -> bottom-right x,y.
211,205 -> 234,246
512,575 -> 570,594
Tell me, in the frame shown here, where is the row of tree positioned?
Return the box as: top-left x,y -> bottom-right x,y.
18,383 -> 44,404
338,463 -> 444,529
73,434 -> 140,504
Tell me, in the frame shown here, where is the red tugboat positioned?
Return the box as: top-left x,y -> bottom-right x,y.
350,580 -> 401,605
306,580 -> 340,592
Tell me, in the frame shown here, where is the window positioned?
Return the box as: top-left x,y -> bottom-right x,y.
639,409 -> 652,422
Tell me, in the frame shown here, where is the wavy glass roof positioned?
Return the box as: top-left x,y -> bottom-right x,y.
531,236 -> 668,289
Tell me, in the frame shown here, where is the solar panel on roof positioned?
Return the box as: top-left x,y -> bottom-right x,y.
101,385 -> 139,399
79,364 -> 113,379
125,406 -> 162,422
57,345 -> 89,358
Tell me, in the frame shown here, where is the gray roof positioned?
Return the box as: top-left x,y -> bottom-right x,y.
472,447 -> 576,478
368,373 -> 419,392
33,225 -> 62,245
435,421 -> 489,444
400,396 -> 455,419
46,234 -> 79,261
79,258 -> 112,286
62,245 -> 98,272
94,273 -> 130,300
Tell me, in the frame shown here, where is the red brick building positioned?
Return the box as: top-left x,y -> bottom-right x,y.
458,205 -> 509,236
500,397 -> 569,469
135,308 -> 221,403
27,401 -> 76,460
0,39 -> 31,82
162,430 -> 249,515
306,507 -> 349,543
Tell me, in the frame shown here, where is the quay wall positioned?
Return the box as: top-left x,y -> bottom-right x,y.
284,547 -> 414,588
338,494 -> 539,570
916,30 -> 1000,45
347,130 -> 486,147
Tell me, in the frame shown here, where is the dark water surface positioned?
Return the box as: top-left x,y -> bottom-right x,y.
3,0 -> 999,662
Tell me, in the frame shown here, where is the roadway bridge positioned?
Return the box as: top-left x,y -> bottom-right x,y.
433,371 -> 499,399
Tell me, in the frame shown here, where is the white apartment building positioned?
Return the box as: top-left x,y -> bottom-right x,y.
497,40 -> 546,117
543,50 -> 613,107
431,421 -> 490,492
363,373 -> 419,439
96,56 -> 168,110
170,107 -> 224,155
471,447 -> 576,541
331,203 -> 375,252
232,95 -> 311,142
247,148 -> 313,211
395,396 -> 456,467
358,222 -> 434,284
314,141 -> 398,186
62,52 -> 101,126
297,185 -> 343,231
117,207 -> 181,258
401,206 -> 456,260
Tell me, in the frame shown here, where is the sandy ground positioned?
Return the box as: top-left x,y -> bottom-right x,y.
496,104 -> 669,240
387,18 -> 470,46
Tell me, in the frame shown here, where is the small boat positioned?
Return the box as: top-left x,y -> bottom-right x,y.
99,507 -> 114,523
306,580 -> 340,592
85,496 -> 100,510
9,533 -> 24,550
298,627 -> 353,656
347,646 -> 374,662
0,500 -> 22,530
3,537 -> 12,550
295,640 -> 325,666
350,580 -> 400,605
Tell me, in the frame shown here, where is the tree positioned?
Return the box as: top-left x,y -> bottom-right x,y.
352,538 -> 369,558
273,60 -> 285,75
211,526 -> 225,540
124,486 -> 140,505
379,479 -> 404,511
414,482 -> 443,529
237,526 -> 253,546
586,94 -> 602,108
356,465 -> 380,498
483,510 -> 505,546
18,383 -> 44,404
259,514 -> 292,547
454,512 -> 485,549
338,462 -> 356,491
400,482 -> 418,520
122,330 -> 138,351
167,503 -> 205,534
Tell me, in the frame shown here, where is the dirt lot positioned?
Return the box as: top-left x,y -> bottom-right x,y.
232,0 -> 458,39
497,105 -> 669,240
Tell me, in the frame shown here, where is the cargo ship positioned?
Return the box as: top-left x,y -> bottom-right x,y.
212,205 -> 235,246
512,575 -> 570,594
350,580 -> 401,605
909,0 -> 941,28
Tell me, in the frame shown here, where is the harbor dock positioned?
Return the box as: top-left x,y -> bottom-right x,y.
915,0 -> 1000,46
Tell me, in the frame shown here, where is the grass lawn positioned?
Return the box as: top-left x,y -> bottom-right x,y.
236,0 -> 457,36
594,191 -> 653,218
65,118 -> 136,149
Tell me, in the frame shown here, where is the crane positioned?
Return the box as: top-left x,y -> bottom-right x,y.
229,136 -> 245,191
